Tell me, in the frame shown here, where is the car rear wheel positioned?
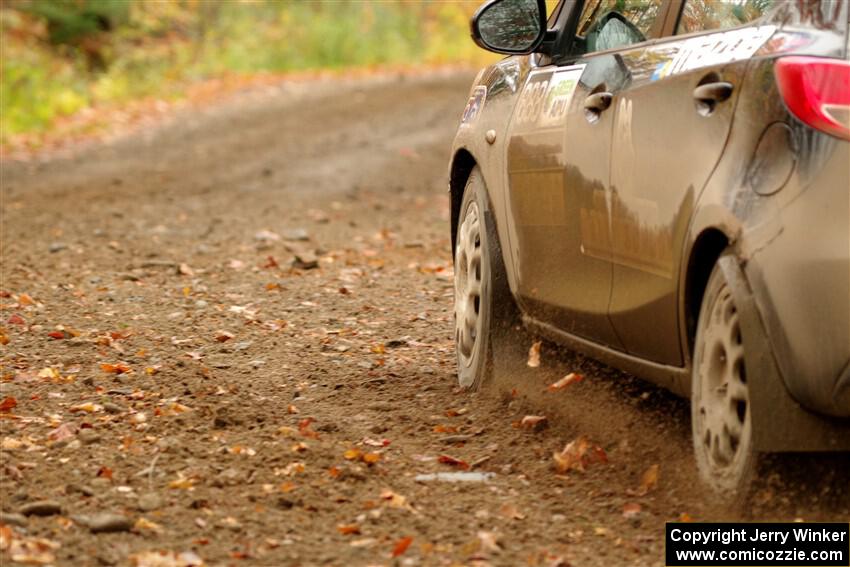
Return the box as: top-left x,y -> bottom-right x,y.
454,167 -> 515,390
692,256 -> 760,497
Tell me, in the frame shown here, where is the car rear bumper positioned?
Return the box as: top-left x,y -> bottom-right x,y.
742,134 -> 850,418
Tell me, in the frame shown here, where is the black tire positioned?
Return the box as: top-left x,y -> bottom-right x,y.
454,167 -> 516,390
691,252 -> 761,498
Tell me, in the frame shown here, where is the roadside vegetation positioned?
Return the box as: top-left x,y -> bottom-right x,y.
1,0 -> 493,148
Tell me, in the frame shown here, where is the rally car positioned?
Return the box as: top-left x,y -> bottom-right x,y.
449,0 -> 850,494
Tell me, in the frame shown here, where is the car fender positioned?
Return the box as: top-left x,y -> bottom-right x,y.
718,252 -> 850,451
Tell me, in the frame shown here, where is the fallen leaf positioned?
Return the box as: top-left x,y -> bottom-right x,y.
343,449 -> 361,461
622,502 -> 642,519
337,524 -> 361,535
0,396 -> 17,413
47,330 -> 69,340
498,503 -> 526,520
129,550 -> 205,567
519,415 -> 548,431
214,331 -> 234,342
100,362 -> 131,374
9,536 -> 60,565
546,372 -> 584,392
17,293 -> 35,306
391,536 -> 413,557
47,423 -> 76,443
298,418 -> 319,439
362,453 -> 381,465
637,464 -> 659,495
97,466 -> 114,480
7,313 -> 25,326
437,454 -> 470,470
134,517 -> 164,534
477,530 -> 502,553
178,263 -> 194,276
527,340 -> 542,368
168,474 -> 197,490
552,436 -> 607,474
69,402 -> 102,413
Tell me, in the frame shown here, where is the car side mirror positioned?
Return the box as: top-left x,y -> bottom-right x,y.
471,0 -> 548,55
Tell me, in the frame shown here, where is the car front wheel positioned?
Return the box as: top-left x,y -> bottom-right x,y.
454,167 -> 515,390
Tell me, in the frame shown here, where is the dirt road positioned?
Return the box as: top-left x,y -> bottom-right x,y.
1,70 -> 847,567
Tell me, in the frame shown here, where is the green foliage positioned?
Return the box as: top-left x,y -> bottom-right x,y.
22,0 -> 129,46
0,0 -> 491,143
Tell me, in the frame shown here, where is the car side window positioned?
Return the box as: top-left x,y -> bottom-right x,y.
574,0 -> 664,54
677,0 -> 777,34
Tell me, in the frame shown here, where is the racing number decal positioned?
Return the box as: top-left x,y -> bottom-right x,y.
516,65 -> 586,128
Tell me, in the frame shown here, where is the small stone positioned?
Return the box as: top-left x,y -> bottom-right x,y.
155,437 -> 180,452
316,422 -> 339,433
79,430 -> 101,445
19,500 -> 62,516
137,493 -> 163,512
103,402 -> 124,414
49,242 -> 68,253
281,228 -> 309,241
291,252 -> 319,270
0,512 -> 27,526
194,300 -> 208,309
206,356 -> 231,370
66,484 -> 95,497
83,513 -> 133,533
212,467 -> 244,487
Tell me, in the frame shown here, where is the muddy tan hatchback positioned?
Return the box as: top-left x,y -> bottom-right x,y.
449,0 -> 850,496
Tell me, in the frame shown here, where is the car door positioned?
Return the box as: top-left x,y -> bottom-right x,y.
502,0 -> 668,348
605,0 -> 779,365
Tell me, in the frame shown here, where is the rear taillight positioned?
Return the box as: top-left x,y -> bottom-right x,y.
775,56 -> 850,141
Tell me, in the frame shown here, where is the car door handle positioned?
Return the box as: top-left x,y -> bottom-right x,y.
692,82 -> 734,103
584,92 -> 613,112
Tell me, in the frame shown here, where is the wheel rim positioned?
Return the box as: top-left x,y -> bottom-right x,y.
454,201 -> 483,368
695,284 -> 750,471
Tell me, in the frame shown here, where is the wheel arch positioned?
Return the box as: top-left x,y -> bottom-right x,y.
683,228 -> 730,357
449,148 -> 478,257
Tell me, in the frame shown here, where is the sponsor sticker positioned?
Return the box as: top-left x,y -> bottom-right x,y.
461,85 -> 487,125
651,25 -> 776,81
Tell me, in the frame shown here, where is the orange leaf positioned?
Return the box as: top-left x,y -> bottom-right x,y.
527,340 -> 542,367
362,453 -> 381,465
638,464 -> 659,495
328,466 -> 341,478
97,466 -> 113,480
0,396 -> 17,412
392,536 -> 413,557
100,363 -> 131,374
17,293 -> 35,306
547,372 -> 584,392
337,524 -> 360,535
47,331 -> 67,340
437,454 -> 470,470
343,449 -> 361,461
432,425 -> 457,434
